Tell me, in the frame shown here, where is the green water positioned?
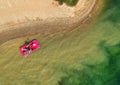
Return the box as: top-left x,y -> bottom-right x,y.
58,0 -> 120,85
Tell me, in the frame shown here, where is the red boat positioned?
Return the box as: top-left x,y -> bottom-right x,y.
19,39 -> 40,57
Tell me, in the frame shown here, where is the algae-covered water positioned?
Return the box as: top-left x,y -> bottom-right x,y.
0,0 -> 120,85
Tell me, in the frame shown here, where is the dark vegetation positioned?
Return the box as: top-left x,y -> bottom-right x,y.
55,0 -> 78,6
58,42 -> 120,85
100,0 -> 120,23
58,0 -> 120,84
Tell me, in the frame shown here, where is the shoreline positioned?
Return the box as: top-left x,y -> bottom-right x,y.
0,0 -> 100,45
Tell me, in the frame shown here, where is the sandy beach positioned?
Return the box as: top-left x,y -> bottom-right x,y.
0,0 -> 99,45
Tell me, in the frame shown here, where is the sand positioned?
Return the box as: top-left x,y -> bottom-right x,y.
0,0 -> 75,24
0,0 -> 98,45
